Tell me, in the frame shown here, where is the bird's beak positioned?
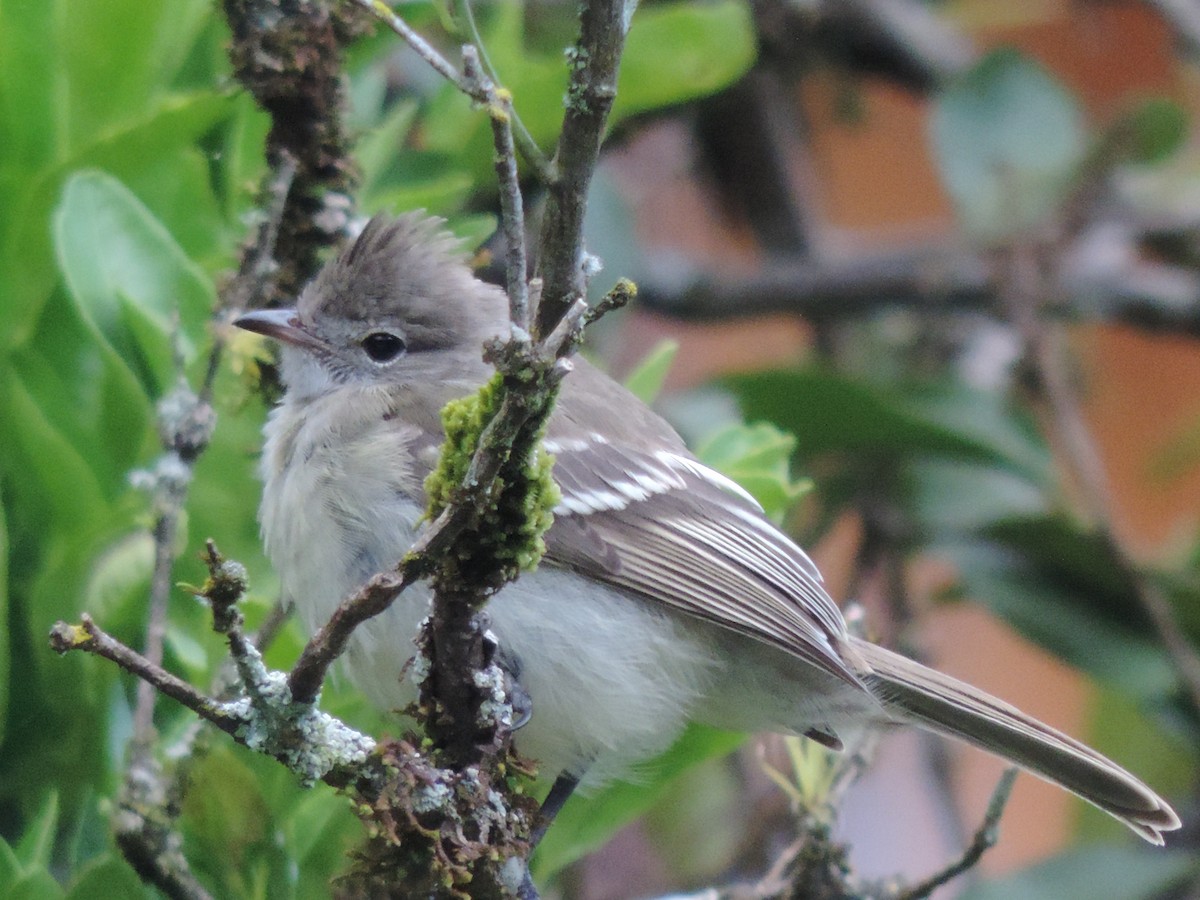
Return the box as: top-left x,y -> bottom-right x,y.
233,308 -> 327,352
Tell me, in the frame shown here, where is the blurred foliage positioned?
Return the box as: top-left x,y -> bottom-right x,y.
0,1 -> 1195,898
959,844 -> 1196,900
930,49 -> 1087,241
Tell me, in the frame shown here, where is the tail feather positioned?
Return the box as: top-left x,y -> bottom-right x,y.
851,637 -> 1181,844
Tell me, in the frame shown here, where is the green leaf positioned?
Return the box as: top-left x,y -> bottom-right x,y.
904,381 -> 1051,481
911,460 -> 1047,533
532,725 -> 745,882
643,755 -> 742,882
282,790 -> 352,866
7,871 -> 64,900
614,1 -> 757,123
961,845 -> 1195,900
447,213 -> 499,251
0,835 -> 20,887
1,364 -> 109,536
697,422 -> 810,521
937,516 -> 1179,702
1107,98 -> 1188,166
2,91 -> 232,349
623,339 -> 678,404
58,0 -> 213,151
0,0 -> 60,173
181,746 -> 271,862
357,98 -> 420,199
54,170 -> 216,395
64,856 -> 146,900
164,625 -> 212,679
15,793 -> 58,871
0,488 -> 9,748
367,167 -> 476,219
82,532 -> 153,624
724,368 -> 1041,476
9,288 -> 152,499
930,49 -> 1086,240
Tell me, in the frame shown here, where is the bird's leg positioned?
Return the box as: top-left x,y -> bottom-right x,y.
532,771 -> 581,846
518,771 -> 582,900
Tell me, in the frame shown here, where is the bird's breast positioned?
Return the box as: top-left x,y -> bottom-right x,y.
259,392 -> 428,638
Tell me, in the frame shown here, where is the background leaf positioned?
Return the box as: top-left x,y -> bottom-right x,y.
930,49 -> 1086,239
961,845 -> 1196,900
613,1 -> 756,123
54,171 -> 216,395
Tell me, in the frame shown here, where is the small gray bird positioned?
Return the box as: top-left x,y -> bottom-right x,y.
236,212 -> 1180,845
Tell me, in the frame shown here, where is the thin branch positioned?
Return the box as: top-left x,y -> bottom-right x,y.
288,561 -> 421,705
636,243 -> 1200,336
130,447 -> 188,756
51,616 -> 242,739
894,768 -> 1018,900
354,0 -> 556,183
357,0 -> 471,91
999,241 -> 1200,717
456,0 -> 555,182
535,0 -> 630,337
107,149 -> 300,900
463,46 -> 530,331
220,153 -> 296,318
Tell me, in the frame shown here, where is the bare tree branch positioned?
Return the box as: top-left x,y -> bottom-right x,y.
464,45 -> 530,332
354,0 -> 555,182
222,0 -> 360,306
895,768 -> 1018,900
999,240 -> 1200,717
51,616 -> 242,738
535,0 -> 630,337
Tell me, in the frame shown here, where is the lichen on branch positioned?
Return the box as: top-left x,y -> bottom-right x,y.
424,370 -> 561,593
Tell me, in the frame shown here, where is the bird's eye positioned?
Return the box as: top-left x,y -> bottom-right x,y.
361,332 -> 406,363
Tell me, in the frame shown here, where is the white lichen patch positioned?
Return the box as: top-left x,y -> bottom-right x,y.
498,856 -> 528,895
473,663 -> 514,729
220,643 -> 375,785
412,780 -> 452,814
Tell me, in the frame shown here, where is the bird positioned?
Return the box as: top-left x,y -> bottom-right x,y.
235,211 -> 1180,846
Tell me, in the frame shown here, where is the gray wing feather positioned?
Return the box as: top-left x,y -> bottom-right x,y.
542,437 -> 860,688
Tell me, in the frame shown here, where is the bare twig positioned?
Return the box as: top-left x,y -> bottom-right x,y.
99,147 -> 304,900
999,241 -> 1200,717
52,616 -> 242,739
464,46 -> 530,331
535,0 -> 630,337
894,768 -> 1018,900
636,242 -> 1200,336
357,0 -> 470,90
288,557 -> 422,704
353,0 -> 555,183
112,328 -> 218,898
456,0 -> 555,181
220,154 -> 297,315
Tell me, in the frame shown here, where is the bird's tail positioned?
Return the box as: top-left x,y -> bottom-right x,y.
850,636 -> 1181,844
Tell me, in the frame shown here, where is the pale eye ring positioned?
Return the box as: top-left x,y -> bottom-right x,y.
361,331 -> 406,363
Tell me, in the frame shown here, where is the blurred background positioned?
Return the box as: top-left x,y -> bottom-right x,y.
1,1 -> 1199,898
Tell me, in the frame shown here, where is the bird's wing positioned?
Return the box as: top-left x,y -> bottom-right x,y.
542,428 -> 860,688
